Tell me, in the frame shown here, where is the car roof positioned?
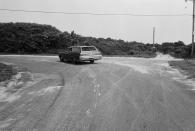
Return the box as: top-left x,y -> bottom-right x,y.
68,46 -> 96,48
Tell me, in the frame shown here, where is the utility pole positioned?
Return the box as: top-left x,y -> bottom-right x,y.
191,0 -> 195,57
152,27 -> 156,52
153,27 -> 155,47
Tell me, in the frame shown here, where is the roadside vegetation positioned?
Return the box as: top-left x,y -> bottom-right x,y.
169,60 -> 195,79
157,41 -> 191,58
0,22 -> 193,58
0,63 -> 17,82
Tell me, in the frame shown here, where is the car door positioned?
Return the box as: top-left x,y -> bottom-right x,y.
65,47 -> 72,61
71,47 -> 81,60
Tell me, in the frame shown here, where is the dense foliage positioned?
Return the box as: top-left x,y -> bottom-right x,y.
0,22 -> 193,58
0,23 -> 61,53
156,41 -> 191,58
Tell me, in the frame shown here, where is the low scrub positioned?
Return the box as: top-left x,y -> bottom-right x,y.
0,22 -> 193,58
0,22 -> 156,57
0,63 -> 17,82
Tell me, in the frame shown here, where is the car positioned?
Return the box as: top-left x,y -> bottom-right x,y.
59,46 -> 102,64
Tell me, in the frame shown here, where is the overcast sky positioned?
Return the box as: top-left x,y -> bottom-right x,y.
0,0 -> 193,44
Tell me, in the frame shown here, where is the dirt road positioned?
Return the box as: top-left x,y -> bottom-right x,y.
0,55 -> 195,131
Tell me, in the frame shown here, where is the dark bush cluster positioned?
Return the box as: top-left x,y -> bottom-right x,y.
0,22 -> 61,53
157,41 -> 191,58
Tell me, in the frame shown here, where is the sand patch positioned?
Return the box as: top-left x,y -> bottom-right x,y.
28,86 -> 62,96
0,86 -> 21,102
158,63 -> 195,90
0,71 -> 51,102
101,59 -> 149,74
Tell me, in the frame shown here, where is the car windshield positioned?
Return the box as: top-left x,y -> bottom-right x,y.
82,47 -> 96,51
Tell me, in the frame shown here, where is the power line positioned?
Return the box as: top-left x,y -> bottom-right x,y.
0,8 -> 192,16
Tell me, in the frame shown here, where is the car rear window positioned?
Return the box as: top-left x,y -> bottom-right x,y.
82,47 -> 96,51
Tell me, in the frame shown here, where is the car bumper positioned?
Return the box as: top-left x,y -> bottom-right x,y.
79,55 -> 102,61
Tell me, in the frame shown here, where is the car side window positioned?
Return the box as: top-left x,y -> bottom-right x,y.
72,47 -> 81,53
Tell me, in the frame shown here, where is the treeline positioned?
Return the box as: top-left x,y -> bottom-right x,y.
0,22 -> 192,58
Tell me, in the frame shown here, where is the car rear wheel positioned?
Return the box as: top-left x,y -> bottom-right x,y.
90,60 -> 94,64
72,58 -> 77,64
59,56 -> 63,62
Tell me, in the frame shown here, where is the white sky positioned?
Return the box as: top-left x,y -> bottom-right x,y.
0,0 -> 193,44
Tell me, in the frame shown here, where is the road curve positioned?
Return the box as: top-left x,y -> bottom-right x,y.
0,55 -> 195,131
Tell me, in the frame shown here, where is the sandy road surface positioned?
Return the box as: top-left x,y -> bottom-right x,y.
0,55 -> 195,131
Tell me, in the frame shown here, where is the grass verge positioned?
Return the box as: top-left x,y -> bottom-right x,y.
0,63 -> 17,82
169,59 -> 195,79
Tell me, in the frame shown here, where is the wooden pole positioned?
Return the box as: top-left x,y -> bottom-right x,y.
191,0 -> 195,57
153,27 -> 155,46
